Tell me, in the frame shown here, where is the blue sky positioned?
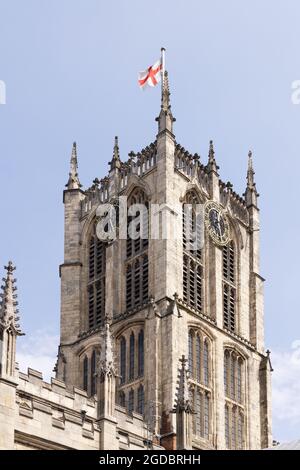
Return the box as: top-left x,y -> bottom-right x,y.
0,0 -> 300,443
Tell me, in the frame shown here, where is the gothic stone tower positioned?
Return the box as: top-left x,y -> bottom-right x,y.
56,72 -> 272,450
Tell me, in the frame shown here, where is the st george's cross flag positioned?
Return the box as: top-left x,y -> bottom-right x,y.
138,59 -> 162,89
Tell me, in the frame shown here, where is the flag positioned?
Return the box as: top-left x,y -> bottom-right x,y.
138,60 -> 162,89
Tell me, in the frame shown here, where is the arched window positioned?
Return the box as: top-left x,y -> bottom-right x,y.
128,389 -> 134,415
224,349 -> 245,449
119,391 -> 126,408
126,188 -> 149,257
126,189 -> 149,311
225,405 -> 230,449
196,334 -> 201,383
203,339 -> 209,386
83,356 -> 88,392
183,191 -> 203,314
223,241 -> 236,332
129,332 -> 135,380
137,385 -> 144,415
91,350 -> 97,396
188,329 -> 212,441
117,327 -> 144,417
138,330 -> 144,377
88,224 -> 106,329
188,331 -> 194,376
120,337 -> 126,384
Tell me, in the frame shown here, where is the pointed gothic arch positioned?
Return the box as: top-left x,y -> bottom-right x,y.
223,347 -> 246,450
87,222 -> 106,329
126,188 -> 149,311
182,190 -> 204,314
188,327 -> 213,442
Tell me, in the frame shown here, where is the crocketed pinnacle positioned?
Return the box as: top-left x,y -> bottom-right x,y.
172,355 -> 193,413
207,140 -> 219,174
244,150 -> 259,207
98,316 -> 116,377
66,142 -> 82,189
156,70 -> 175,134
247,150 -> 255,189
109,136 -> 121,171
0,261 -> 23,335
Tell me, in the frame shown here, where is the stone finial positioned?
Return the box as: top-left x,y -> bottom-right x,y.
98,316 -> 116,377
207,139 -> 219,174
66,142 -> 82,189
0,261 -> 23,335
172,355 -> 193,413
109,136 -> 121,171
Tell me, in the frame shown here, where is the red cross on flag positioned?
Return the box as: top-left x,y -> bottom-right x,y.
138,59 -> 162,89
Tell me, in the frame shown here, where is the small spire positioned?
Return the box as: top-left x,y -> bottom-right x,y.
161,70 -> 171,112
0,261 -> 23,335
109,136 -> 121,171
66,142 -> 82,189
207,140 -> 219,174
245,150 -> 259,207
172,355 -> 193,413
98,316 -> 116,377
156,70 -> 175,134
247,150 -> 255,189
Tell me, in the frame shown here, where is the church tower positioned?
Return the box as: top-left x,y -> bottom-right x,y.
56,67 -> 272,450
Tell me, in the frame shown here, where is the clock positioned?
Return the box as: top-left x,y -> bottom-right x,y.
204,201 -> 230,246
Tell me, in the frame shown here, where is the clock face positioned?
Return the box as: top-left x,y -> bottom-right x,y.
204,201 -> 230,246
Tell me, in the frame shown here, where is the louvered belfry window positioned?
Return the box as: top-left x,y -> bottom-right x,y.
223,241 -> 236,332
126,188 -> 149,311
183,191 -> 203,313
88,224 -> 106,329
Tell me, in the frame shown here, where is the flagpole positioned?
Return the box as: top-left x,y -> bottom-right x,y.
161,47 -> 166,92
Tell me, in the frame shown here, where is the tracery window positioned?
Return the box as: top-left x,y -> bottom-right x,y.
128,389 -> 134,414
138,329 -> 144,377
126,188 -> 149,310
118,390 -> 126,408
91,350 -> 97,396
88,224 -> 106,329
137,384 -> 144,415
120,336 -> 126,385
129,332 -> 135,380
188,329 -> 212,441
183,191 -> 203,313
83,356 -> 88,392
117,327 -> 145,416
224,349 -> 245,450
82,349 -> 99,397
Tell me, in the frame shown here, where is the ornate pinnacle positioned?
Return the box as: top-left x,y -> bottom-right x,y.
156,70 -> 175,134
0,262 -> 23,335
66,142 -> 82,189
247,150 -> 255,189
109,136 -> 121,171
172,355 -> 193,413
161,70 -> 171,112
98,316 -> 116,377
207,139 -> 219,174
244,150 -> 259,206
